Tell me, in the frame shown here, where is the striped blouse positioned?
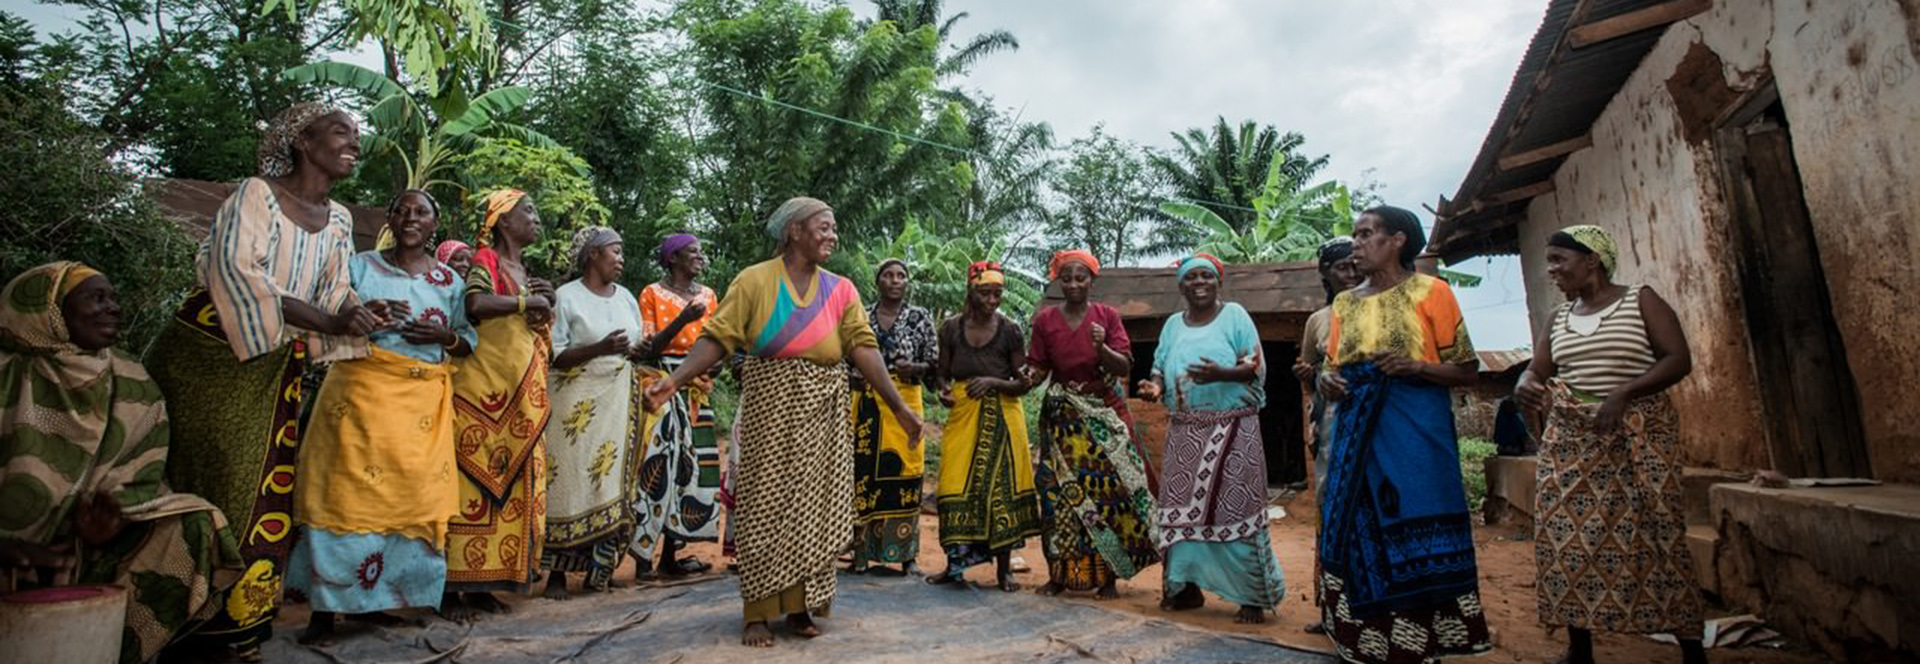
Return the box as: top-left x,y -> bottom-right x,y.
700,257 -> 877,365
1549,285 -> 1656,396
196,177 -> 360,362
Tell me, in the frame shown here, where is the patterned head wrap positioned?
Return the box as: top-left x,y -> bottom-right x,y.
657,233 -> 700,269
1175,253 -> 1225,282
569,226 -> 622,275
0,261 -> 101,356
1048,249 -> 1100,280
968,261 -> 1005,286
475,189 -> 529,248
1548,225 -> 1619,276
435,240 -> 472,265
1318,236 -> 1355,271
765,197 -> 832,245
257,102 -> 346,178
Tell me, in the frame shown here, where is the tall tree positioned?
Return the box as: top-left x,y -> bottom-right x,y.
1150,117 -> 1330,245
1049,124 -> 1166,266
867,0 -> 1017,80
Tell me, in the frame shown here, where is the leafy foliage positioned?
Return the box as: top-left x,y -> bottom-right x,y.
843,219 -> 1041,322
1160,153 -> 1354,263
453,139 -> 610,276
1049,125 -> 1169,266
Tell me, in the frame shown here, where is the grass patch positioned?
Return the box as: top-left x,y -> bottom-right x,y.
1459,436 -> 1497,512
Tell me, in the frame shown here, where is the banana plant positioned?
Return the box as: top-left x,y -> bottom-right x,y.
284,60 -> 576,190
843,219 -> 1042,321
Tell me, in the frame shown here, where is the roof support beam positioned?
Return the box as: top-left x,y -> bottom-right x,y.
1569,0 -> 1711,48
1480,180 -> 1556,207
1497,135 -> 1593,171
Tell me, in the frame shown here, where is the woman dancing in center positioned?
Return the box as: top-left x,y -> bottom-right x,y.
643,197 -> 923,648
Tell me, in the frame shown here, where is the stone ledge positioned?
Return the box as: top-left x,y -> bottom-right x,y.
1482,455 -> 1537,527
1708,483 -> 1920,660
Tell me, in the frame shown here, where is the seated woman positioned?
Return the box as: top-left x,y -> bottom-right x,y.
0,262 -> 242,664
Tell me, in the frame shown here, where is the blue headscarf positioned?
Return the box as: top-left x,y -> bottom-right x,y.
1175,254 -> 1224,281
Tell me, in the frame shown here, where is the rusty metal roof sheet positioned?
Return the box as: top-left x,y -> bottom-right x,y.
1477,349 -> 1534,373
1040,263 -> 1325,319
1429,0 -> 1678,263
148,178 -> 389,251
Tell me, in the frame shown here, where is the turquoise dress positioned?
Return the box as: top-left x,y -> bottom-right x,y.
287,251 -> 476,613
1151,302 -> 1285,609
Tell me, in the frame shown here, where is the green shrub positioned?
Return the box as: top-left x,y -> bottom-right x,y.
1458,436 -> 1497,513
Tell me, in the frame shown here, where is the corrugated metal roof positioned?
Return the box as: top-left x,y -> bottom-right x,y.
1039,263 -> 1324,320
1429,0 -> 1680,263
1477,349 -> 1534,373
148,178 -> 388,251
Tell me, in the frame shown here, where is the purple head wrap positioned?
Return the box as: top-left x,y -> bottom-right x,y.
658,233 -> 700,269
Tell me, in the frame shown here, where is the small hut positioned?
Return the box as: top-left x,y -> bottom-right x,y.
149,178 -> 389,251
1041,262 -> 1324,487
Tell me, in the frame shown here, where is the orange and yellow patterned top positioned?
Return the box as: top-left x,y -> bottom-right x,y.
1325,273 -> 1476,368
639,282 -> 718,357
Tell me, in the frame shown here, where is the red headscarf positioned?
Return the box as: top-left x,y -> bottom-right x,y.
968,261 -> 1005,286
1048,249 -> 1100,280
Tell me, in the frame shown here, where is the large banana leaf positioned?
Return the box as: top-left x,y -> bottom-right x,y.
1158,200 -> 1233,237
439,86 -> 533,137
284,61 -> 408,101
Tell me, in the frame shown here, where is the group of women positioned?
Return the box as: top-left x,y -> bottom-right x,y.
0,100 -> 1710,664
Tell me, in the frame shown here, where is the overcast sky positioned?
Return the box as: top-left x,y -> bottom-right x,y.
19,0 -> 1545,348
926,1 -> 1543,349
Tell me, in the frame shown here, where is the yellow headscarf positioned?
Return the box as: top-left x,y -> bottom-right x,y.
475,189 -> 529,247
1553,225 -> 1619,276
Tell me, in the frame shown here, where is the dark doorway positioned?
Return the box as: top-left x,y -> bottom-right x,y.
1715,84 -> 1871,478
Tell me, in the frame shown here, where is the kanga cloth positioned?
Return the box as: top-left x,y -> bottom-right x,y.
543,280 -> 643,589
1158,408 -> 1285,609
731,357 -> 853,613
936,385 -> 1040,570
1534,379 -> 1701,635
1034,383 -> 1159,589
447,248 -> 551,592
1,261 -> 242,663
850,381 -> 925,564
631,355 -> 722,562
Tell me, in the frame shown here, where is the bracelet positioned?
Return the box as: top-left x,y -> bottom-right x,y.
516,293 -> 527,314
441,334 -> 461,350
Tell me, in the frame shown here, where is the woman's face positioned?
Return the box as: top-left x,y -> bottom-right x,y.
62,275 -> 121,352
670,241 -> 707,278
968,282 -> 1004,314
1179,267 -> 1220,309
1349,213 -> 1404,273
447,248 -> 474,274
295,112 -> 361,181
500,199 -> 542,246
591,242 -> 625,283
386,193 -> 438,252
1056,262 -> 1094,305
876,263 -> 909,302
789,211 -> 839,263
1322,255 -> 1362,293
1544,245 -> 1603,296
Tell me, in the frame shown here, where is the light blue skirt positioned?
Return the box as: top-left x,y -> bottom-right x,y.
287,527 -> 446,613
1164,535 -> 1285,609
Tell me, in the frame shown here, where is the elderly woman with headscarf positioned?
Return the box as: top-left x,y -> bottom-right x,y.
1135,254 -> 1284,624
642,197 -> 922,648
845,257 -> 937,576
1514,225 -> 1704,664
437,240 -> 474,276
927,261 -> 1041,593
535,225 -> 642,600
1023,249 -> 1158,601
144,101 -> 385,657
441,189 -> 557,620
1,263 -> 242,664
630,232 -> 722,579
287,189 -> 475,644
1316,206 -> 1492,664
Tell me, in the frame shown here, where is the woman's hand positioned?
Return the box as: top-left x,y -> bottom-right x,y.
331,304 -> 385,336
398,319 -> 456,347
897,410 -> 925,449
595,330 -> 631,358
1292,358 -> 1317,384
1136,378 -> 1163,402
1089,322 -> 1107,346
674,301 -> 709,326
74,492 -> 125,547
1595,393 -> 1629,434
1318,371 -> 1348,402
965,377 -> 1005,399
1514,371 -> 1550,414
1186,358 -> 1229,384
526,278 -> 556,304
939,389 -> 957,408
365,299 -> 411,329
642,377 -> 678,412
1373,352 -> 1425,378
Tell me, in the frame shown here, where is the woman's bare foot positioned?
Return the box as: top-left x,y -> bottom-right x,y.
1302,621 -> 1328,635
1094,581 -> 1119,600
1235,605 -> 1266,624
296,612 -> 337,646
438,593 -> 479,623
543,575 -> 572,600
1159,584 -> 1204,611
926,570 -> 968,588
742,621 -> 775,648
866,563 -> 908,577
344,611 -> 410,627
464,592 -> 512,614
785,612 -> 823,639
1034,581 -> 1066,597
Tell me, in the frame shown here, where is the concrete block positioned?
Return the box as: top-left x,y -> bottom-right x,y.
1681,467 -> 1749,525
1685,523 -> 1719,598
1482,456 -> 1538,527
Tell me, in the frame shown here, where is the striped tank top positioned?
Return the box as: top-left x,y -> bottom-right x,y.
1549,285 -> 1654,397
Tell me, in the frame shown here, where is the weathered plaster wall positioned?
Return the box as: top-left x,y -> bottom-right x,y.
1516,0 -> 1920,480
1768,0 -> 1920,483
